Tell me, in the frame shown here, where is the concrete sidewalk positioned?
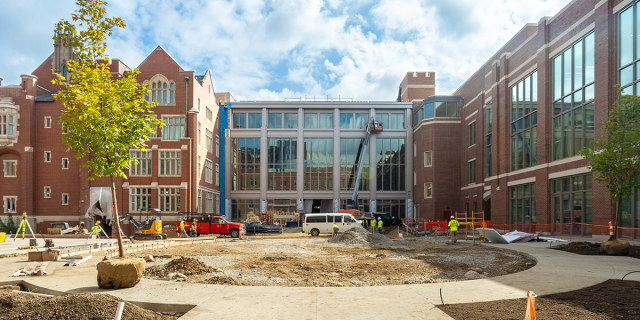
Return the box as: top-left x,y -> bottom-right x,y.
0,241 -> 638,319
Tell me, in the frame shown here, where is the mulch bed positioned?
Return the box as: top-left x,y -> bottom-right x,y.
438,279 -> 640,319
554,241 -> 640,259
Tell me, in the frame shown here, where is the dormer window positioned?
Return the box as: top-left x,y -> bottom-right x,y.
0,115 -> 14,136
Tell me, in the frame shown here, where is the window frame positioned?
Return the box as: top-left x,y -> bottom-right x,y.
424,182 -> 433,199
158,150 -> 182,176
468,159 -> 476,184
44,116 -> 52,128
62,158 -> 69,170
468,121 -> 476,147
510,71 -> 538,171
161,116 -> 185,141
3,196 -> 17,213
44,151 -> 51,163
129,187 -> 151,213
44,186 -> 51,198
423,151 -> 432,167
129,150 -> 152,176
3,160 -> 17,177
62,193 -> 69,205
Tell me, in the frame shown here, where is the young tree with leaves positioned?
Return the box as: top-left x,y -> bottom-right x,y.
53,0 -> 162,257
579,87 -> 640,240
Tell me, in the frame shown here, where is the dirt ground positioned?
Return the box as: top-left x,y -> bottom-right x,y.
438,279 -> 640,320
0,286 -> 177,320
130,232 -> 535,287
554,241 -> 640,259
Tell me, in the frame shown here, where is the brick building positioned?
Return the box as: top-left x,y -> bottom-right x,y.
0,42 -> 228,235
410,0 -> 640,239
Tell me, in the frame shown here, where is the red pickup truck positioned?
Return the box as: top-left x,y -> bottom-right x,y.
184,215 -> 246,238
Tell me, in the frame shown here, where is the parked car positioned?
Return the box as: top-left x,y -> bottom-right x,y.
245,223 -> 283,234
303,213 -> 361,236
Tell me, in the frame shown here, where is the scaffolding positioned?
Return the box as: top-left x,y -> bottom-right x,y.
455,211 -> 487,243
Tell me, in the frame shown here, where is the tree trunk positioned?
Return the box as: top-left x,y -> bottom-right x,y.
111,175 -> 125,257
613,199 -> 621,240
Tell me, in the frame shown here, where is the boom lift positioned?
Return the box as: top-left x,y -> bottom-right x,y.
121,208 -> 167,240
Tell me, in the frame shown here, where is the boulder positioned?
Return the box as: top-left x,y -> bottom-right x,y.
97,258 -> 145,289
144,255 -> 154,262
600,239 -> 630,256
463,270 -> 486,280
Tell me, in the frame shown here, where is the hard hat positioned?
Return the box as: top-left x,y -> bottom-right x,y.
194,218 -> 198,221
377,217 -> 381,220
96,221 -> 100,224
450,216 -> 455,219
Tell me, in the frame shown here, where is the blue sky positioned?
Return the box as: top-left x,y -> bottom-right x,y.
0,0 -> 571,101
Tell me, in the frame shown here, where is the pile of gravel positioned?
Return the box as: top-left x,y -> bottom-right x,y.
145,257 -> 214,278
328,227 -> 393,247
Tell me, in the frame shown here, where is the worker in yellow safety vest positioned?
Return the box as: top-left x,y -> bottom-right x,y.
179,218 -> 187,238
377,217 -> 383,234
332,224 -> 339,237
91,221 -> 102,239
447,216 -> 460,244
370,218 -> 376,233
190,219 -> 198,237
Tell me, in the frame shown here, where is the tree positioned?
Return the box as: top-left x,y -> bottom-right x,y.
53,0 -> 162,257
579,87 -> 640,239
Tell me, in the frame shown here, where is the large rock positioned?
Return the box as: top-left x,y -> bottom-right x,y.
600,239 -> 631,256
97,258 -> 145,289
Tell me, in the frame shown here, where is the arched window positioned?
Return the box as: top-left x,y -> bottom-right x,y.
147,75 -> 175,105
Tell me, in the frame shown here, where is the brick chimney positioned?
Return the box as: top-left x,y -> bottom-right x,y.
397,71 -> 436,108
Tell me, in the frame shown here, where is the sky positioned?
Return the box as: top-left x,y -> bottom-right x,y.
0,0 -> 572,101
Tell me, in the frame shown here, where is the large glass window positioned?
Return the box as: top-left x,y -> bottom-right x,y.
129,188 -> 151,212
304,138 -> 333,191
468,160 -> 476,184
376,113 -> 404,129
247,113 -> 262,129
267,199 -> 297,213
552,174 -> 593,236
149,80 -> 175,104
230,199 -> 259,222
376,199 -> 406,219
0,114 -> 15,136
413,101 -> 459,125
231,138 -> 260,191
552,32 -> 595,160
468,122 -> 476,146
268,138 -> 297,191
341,199 -> 369,212
510,183 -> 536,225
376,138 -> 406,191
129,151 -> 151,176
340,113 -> 368,129
267,113 -> 297,129
510,71 -> 538,170
159,151 -> 181,176
485,102 -> 493,177
305,113 -> 333,129
159,188 -> 180,212
340,138 -> 369,191
619,4 -> 640,95
162,117 -> 185,140
234,113 -> 247,129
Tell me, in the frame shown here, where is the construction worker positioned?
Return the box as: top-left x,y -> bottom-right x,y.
332,223 -> 339,237
179,218 -> 187,238
190,219 -> 198,237
448,215 -> 460,244
377,217 -> 383,234
91,221 -> 102,239
370,218 -> 376,233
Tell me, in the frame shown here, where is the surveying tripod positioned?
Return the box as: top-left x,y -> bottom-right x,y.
14,212 -> 36,241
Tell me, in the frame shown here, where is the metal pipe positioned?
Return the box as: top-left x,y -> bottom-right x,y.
114,301 -> 125,320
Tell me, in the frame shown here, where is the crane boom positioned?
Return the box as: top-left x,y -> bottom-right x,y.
351,117 -> 374,207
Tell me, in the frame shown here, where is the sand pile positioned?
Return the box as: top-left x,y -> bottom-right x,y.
328,227 -> 393,247
145,257 -> 214,278
0,290 -> 176,320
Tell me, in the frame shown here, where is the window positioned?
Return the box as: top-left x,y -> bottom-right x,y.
206,129 -> 213,153
468,160 -> 476,184
62,158 -> 69,170
216,194 -> 220,215
130,151 -> 151,176
44,151 -> 51,163
159,151 -> 181,176
268,138 -> 297,191
340,113 -> 368,129
284,113 -> 297,128
3,196 -> 16,213
552,174 -> 593,234
146,115 -> 158,138
486,102 -> 493,177
197,190 -> 202,213
231,138 -> 261,191
511,71 -> 538,170
205,159 -> 213,183
424,151 -> 432,167
44,187 -> 51,198
305,113 -> 332,129
620,5 -> 639,95
304,138 -> 332,190
376,139 -> 406,191
553,32 -> 594,160
62,122 -> 69,134
0,114 -> 15,136
198,122 -> 201,145
267,199 -> 297,213
159,188 -> 181,212
376,113 -> 404,129
376,199 -> 406,219
247,113 -> 261,128
234,113 -> 247,128
619,176 -> 640,233
162,117 -> 185,140
341,199 -> 369,212
207,192 -> 214,213
468,122 -> 476,146
44,116 -> 52,128
424,183 -> 433,199
129,188 -> 151,212
216,164 -> 219,186
198,99 -> 201,112
216,136 -> 220,157
510,183 -> 537,225
62,193 -> 69,205
340,138 -> 369,191
206,107 -> 213,121
149,78 -> 175,104
3,160 -> 16,177
230,199 -> 259,222
433,101 -> 459,118
198,155 -> 201,179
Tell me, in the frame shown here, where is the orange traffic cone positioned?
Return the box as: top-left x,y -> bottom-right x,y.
239,230 -> 243,240
525,289 -> 537,320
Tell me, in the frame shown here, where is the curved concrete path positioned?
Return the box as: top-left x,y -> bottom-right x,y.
1,241 -> 639,319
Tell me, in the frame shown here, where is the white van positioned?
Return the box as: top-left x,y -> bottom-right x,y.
303,213 -> 360,236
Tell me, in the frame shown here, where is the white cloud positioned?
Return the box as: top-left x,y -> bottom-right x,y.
0,0 -> 572,100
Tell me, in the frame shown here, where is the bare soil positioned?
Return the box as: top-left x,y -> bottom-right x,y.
131,235 -> 535,287
554,241 -> 640,259
438,279 -> 640,320
0,288 -> 177,320
145,257 -> 214,278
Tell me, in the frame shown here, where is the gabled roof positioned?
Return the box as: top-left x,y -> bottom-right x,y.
35,94 -> 55,102
195,70 -> 214,91
137,45 -> 186,72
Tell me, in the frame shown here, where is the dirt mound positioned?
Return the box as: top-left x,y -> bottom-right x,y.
0,290 -> 176,320
145,257 -> 214,278
554,241 -> 640,259
201,275 -> 242,285
328,227 -> 393,247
